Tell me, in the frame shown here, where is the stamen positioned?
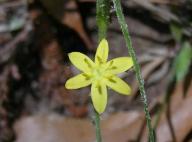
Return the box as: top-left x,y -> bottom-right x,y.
108,60 -> 114,67
84,58 -> 92,68
95,82 -> 102,95
107,66 -> 117,70
97,56 -> 103,64
107,60 -> 118,70
82,73 -> 91,80
111,66 -> 117,69
107,77 -> 116,83
97,85 -> 102,95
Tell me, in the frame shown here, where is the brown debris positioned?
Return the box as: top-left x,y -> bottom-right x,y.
62,0 -> 93,50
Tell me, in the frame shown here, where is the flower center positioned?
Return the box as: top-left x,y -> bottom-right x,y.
92,67 -> 105,81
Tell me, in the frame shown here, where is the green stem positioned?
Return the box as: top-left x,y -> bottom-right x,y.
96,0 -> 110,40
112,0 -> 155,141
94,109 -> 102,142
94,0 -> 110,141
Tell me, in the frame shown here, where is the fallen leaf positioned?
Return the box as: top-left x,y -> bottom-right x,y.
141,80 -> 192,141
156,94 -> 192,142
14,111 -> 144,142
62,0 -> 93,50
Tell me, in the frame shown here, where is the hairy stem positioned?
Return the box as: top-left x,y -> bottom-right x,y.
94,0 -> 110,141
96,0 -> 110,40
112,0 -> 155,141
94,109 -> 102,142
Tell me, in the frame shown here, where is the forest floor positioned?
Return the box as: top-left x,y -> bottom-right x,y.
0,0 -> 192,142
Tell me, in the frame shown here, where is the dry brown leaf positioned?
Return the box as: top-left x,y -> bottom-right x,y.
141,81 -> 192,141
14,114 -> 94,142
62,0 -> 93,50
156,81 -> 192,142
38,0 -> 93,50
156,94 -> 192,141
14,111 -> 144,142
102,111 -> 144,142
16,83 -> 191,142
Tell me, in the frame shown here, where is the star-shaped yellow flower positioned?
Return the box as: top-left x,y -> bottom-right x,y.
65,39 -> 133,114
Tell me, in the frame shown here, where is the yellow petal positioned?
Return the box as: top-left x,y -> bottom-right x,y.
95,39 -> 109,65
91,82 -> 107,114
105,75 -> 131,95
65,73 -> 91,89
106,57 -> 133,74
68,52 -> 95,73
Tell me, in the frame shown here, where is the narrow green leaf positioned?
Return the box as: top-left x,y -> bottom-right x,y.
175,42 -> 192,81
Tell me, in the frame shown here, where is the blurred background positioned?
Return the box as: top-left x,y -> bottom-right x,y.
0,0 -> 192,142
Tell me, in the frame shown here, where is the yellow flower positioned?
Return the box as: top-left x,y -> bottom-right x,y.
65,39 -> 133,114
